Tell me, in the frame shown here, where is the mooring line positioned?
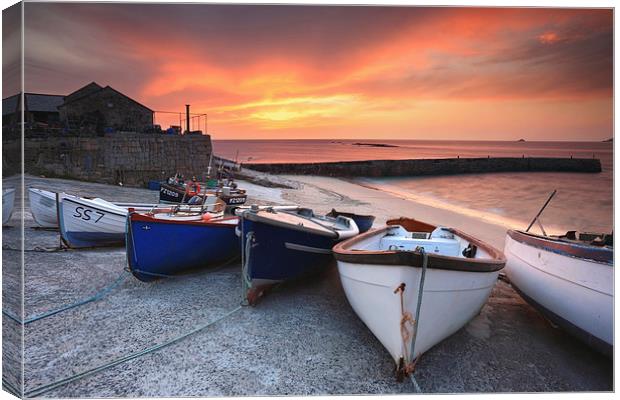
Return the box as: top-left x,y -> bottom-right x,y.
127,255 -> 240,280
24,305 -> 243,398
2,244 -> 68,253
2,270 -> 129,325
409,374 -> 422,393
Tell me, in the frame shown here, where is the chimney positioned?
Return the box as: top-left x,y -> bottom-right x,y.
185,104 -> 190,134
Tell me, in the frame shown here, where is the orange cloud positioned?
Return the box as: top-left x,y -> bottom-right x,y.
23,4 -> 613,140
538,31 -> 560,44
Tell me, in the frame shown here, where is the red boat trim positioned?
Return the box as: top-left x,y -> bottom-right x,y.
333,223 -> 505,273
129,212 -> 239,227
507,230 -> 613,266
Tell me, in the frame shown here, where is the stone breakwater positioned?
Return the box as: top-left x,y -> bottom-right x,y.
242,157 -> 602,177
2,133 -> 212,186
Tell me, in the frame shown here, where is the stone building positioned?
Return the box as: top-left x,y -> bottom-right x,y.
2,93 -> 65,126
58,82 -> 154,133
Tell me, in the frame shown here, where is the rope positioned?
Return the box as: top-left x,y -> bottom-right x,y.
24,305 -> 242,398
241,229 -> 254,306
394,283 -> 415,367
2,243 -> 122,252
394,247 -> 429,387
409,248 -> 428,364
2,270 -> 129,325
2,244 -> 68,253
409,374 -> 422,393
128,254 -> 239,280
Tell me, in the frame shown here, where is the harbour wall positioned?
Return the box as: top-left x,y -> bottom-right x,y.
242,157 -> 602,177
2,133 -> 212,186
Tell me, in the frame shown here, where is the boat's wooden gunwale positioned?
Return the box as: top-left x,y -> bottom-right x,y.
333,225 -> 505,273
507,230 -> 612,266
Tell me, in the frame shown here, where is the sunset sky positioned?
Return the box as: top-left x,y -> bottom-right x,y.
11,3 -> 614,140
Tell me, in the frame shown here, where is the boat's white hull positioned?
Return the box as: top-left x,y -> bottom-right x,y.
2,188 -> 16,225
504,234 -> 613,352
337,261 -> 499,364
58,194 -> 129,248
28,188 -> 58,228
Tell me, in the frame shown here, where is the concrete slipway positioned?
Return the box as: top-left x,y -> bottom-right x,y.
1,174 -> 612,397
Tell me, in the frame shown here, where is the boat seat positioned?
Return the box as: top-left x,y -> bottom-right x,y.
380,235 -> 461,257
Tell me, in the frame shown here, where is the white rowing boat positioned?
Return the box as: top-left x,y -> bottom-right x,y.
57,193 -> 222,248
333,218 -> 505,380
30,187 -> 220,231
29,188 -> 59,228
57,193 -> 133,248
504,229 -> 613,356
3,188 -> 16,226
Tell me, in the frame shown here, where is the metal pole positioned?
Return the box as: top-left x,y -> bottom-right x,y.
526,190 -> 557,233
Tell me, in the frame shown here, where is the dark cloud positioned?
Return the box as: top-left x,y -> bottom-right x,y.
3,3 -> 22,97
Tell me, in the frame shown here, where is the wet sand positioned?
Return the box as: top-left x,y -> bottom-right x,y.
1,174 -> 613,397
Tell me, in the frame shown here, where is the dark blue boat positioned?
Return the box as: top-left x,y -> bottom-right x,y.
327,209 -> 376,233
238,207 -> 359,305
126,212 -> 240,281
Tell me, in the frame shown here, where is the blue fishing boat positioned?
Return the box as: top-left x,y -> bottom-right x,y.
327,209 -> 376,233
126,212 -> 240,281
237,206 -> 359,305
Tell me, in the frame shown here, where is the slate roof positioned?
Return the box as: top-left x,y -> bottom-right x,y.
63,82 -> 102,104
60,82 -> 153,112
2,83 -> 153,115
2,93 -> 65,115
2,94 -> 19,116
26,94 -> 65,112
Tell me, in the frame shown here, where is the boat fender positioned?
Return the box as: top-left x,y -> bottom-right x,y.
202,213 -> 212,222
462,244 -> 477,258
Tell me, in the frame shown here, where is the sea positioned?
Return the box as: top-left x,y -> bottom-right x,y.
213,140 -> 613,234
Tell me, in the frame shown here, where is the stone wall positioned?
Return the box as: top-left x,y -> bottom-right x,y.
243,156 -> 602,177
3,133 -> 212,186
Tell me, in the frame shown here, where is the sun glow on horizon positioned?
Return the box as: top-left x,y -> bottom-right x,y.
18,4 -> 613,140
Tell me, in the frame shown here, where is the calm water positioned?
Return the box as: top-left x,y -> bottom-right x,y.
213,140 -> 613,233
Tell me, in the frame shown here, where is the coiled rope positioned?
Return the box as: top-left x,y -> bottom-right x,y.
24,305 -> 243,398
2,270 -> 129,325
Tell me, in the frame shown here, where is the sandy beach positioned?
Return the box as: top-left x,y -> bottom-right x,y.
2,173 -> 613,396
